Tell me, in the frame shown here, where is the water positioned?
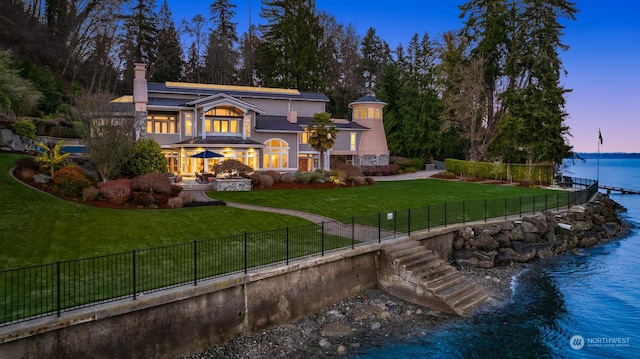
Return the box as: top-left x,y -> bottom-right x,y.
357,157 -> 640,358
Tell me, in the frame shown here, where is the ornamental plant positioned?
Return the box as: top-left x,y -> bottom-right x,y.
36,140 -> 70,178
52,166 -> 92,197
99,179 -> 132,204
131,172 -> 171,194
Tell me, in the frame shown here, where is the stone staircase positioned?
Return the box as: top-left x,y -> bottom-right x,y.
380,239 -> 489,316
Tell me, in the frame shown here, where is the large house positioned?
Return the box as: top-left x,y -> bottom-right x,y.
114,63 -> 389,175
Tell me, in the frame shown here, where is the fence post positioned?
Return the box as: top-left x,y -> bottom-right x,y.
557,192 -> 559,211
532,195 -> 535,214
408,209 -> 411,235
193,241 -> 197,286
244,233 -> 248,274
378,213 -> 381,243
504,198 -> 507,220
132,250 -> 137,300
351,218 -> 355,249
321,222 -> 325,256
56,261 -> 61,317
286,227 -> 289,265
484,199 -> 487,223
519,196 -> 522,217
545,194 -> 548,210
462,201 -> 466,225
427,206 -> 430,232
393,211 -> 397,237
444,203 -> 447,227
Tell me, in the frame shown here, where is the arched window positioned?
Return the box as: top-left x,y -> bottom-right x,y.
263,139 -> 289,169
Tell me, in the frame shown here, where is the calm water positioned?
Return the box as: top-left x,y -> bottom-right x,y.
357,158 -> 640,358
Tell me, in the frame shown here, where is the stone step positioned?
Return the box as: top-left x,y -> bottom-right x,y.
402,255 -> 442,276
419,267 -> 458,285
448,287 -> 486,309
384,240 -> 423,256
427,274 -> 467,293
454,291 -> 490,315
434,279 -> 474,301
394,249 -> 431,263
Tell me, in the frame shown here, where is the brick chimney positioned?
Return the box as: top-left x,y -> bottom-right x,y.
287,111 -> 298,123
133,63 -> 148,112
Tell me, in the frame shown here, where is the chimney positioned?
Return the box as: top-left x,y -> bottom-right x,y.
133,63 -> 148,112
287,111 -> 298,123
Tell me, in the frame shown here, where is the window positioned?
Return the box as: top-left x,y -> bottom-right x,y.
244,115 -> 252,137
147,113 -> 177,133
263,139 -> 289,169
350,132 -> 356,151
185,113 -> 193,136
301,130 -> 310,144
204,106 -> 242,134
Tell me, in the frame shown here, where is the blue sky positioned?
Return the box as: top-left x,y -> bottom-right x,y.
168,0 -> 640,153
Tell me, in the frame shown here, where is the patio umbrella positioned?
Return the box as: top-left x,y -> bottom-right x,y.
190,150 -> 223,158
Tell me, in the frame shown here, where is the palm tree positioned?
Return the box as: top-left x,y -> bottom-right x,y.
305,112 -> 338,173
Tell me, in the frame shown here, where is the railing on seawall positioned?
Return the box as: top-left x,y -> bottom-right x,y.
0,177 -> 599,327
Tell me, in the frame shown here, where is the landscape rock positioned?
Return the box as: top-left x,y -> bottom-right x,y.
33,174 -> 51,184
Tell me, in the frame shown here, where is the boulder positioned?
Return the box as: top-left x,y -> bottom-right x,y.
494,232 -> 511,248
0,129 -> 25,152
578,233 -> 598,247
500,221 -> 515,231
496,248 -> 515,265
476,224 -> 502,236
572,221 -> 591,232
535,244 -> 554,258
457,227 -> 474,241
509,226 -> 525,241
511,241 -> 536,262
33,174 -> 52,184
519,220 -> 539,234
465,233 -> 499,251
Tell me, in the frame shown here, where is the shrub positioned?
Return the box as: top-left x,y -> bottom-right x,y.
100,179 -> 132,204
365,177 -> 375,185
250,173 -> 261,185
294,171 -> 324,184
132,191 -> 156,207
410,158 -> 425,171
438,171 -> 457,179
53,166 -> 92,197
353,176 -> 365,185
122,138 -> 167,177
213,159 -> 253,177
170,185 -> 183,197
331,163 -> 363,178
131,172 -> 171,194
259,175 -> 274,188
15,156 -> 39,171
12,120 -> 36,140
167,197 -> 184,208
20,168 -> 35,180
405,167 -> 416,173
281,172 -> 295,183
265,170 -> 281,183
82,186 -> 100,201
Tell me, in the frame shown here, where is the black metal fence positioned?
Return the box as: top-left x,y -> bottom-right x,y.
0,177 -> 598,327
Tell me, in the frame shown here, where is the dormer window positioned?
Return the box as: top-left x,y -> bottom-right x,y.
204,106 -> 243,135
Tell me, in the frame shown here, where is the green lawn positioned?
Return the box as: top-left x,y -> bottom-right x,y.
208,178 -> 560,219
0,152 -> 575,324
0,153 -> 312,270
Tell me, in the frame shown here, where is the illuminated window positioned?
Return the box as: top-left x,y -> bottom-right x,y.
204,106 -> 242,134
244,115 -> 252,137
263,139 -> 289,169
147,113 -> 177,133
301,130 -> 310,144
350,132 -> 356,151
185,113 -> 193,136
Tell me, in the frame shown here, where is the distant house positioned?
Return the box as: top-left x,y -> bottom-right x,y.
113,63 -> 389,175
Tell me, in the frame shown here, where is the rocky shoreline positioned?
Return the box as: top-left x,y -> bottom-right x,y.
182,264 -> 525,359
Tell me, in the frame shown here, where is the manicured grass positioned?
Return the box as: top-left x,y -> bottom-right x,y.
0,153 -> 312,270
208,179 -> 561,219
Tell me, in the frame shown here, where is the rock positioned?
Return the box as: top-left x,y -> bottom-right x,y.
319,323 -> 353,337
496,248 -> 515,265
519,220 -> 538,234
319,339 -> 331,348
570,205 -> 586,213
0,129 -> 25,152
457,227 -> 474,241
578,233 -> 598,247
509,226 -> 525,241
511,241 -> 536,262
350,343 -> 361,348
377,311 -> 390,319
477,224 -> 502,236
494,232 -> 511,248
453,237 -> 465,250
33,174 -> 52,184
501,221 -> 515,231
467,233 -> 499,251
523,232 -> 541,243
572,221 -> 591,231
370,322 -> 381,330
492,277 -> 501,284
415,309 -> 422,315
336,345 -> 347,354
534,244 -> 553,258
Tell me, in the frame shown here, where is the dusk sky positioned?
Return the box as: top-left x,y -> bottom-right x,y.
168,0 -> 640,153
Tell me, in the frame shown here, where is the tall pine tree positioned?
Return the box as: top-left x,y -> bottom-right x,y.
151,0 -> 183,82
204,0 -> 239,84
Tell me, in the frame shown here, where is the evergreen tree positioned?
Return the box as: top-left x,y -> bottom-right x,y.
237,24 -> 263,86
121,0 -> 158,89
489,0 -> 576,164
182,14 -> 208,83
259,0 -> 328,91
151,0 -> 183,82
204,0 -> 239,84
360,28 -> 391,91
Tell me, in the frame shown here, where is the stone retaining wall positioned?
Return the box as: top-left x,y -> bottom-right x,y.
451,193 -> 627,268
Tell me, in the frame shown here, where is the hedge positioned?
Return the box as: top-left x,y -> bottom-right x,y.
444,158 -> 555,184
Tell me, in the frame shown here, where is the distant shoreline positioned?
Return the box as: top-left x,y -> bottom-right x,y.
571,153 -> 640,159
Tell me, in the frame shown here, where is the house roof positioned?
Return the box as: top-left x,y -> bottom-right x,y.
173,136 -> 264,147
148,82 -> 329,102
254,115 -> 370,132
349,95 -> 387,107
